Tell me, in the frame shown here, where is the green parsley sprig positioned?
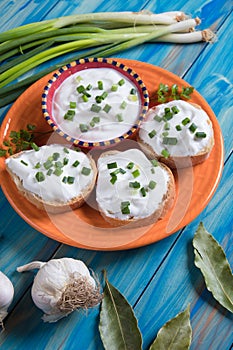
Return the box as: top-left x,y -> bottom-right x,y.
0,124 -> 37,157
152,83 -> 194,103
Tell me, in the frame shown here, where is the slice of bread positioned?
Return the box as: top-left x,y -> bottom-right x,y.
137,100 -> 214,168
96,149 -> 175,227
5,144 -> 97,213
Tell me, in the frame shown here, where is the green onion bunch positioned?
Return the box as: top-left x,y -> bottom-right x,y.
0,11 -> 216,107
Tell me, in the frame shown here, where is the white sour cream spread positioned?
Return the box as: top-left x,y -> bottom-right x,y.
96,149 -> 170,220
139,100 -> 214,156
5,145 -> 94,203
52,68 -> 140,142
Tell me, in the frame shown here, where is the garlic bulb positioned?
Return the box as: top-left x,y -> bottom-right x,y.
17,258 -> 102,323
0,271 -> 14,326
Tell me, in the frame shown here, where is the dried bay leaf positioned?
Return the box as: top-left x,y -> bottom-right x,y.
99,272 -> 142,350
193,222 -> 233,313
149,305 -> 192,350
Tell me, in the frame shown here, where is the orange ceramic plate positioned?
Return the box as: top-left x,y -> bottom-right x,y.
0,59 -> 224,251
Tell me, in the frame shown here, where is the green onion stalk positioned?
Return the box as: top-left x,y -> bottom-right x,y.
0,12 -> 216,107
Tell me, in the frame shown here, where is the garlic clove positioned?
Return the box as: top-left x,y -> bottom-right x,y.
17,257 -> 102,323
0,271 -> 14,326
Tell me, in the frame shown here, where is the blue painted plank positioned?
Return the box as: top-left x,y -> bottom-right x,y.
0,1 -> 232,349
135,156 -> 233,350
0,189 -> 60,312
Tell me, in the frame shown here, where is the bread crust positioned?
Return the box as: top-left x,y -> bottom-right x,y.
5,151 -> 97,214
96,150 -> 175,227
137,102 -> 214,169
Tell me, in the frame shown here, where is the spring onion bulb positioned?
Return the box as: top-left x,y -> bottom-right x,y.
17,258 -> 102,323
0,271 -> 14,328
152,29 -> 216,43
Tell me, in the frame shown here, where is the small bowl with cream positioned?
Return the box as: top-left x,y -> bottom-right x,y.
42,58 -> 149,149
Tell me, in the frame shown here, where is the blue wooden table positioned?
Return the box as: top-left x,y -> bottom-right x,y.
0,1 -> 232,349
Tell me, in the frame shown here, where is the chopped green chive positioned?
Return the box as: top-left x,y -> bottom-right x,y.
93,116 -> 100,123
171,106 -> 180,114
90,120 -> 95,128
151,159 -> 158,167
110,174 -> 117,185
91,104 -> 101,113
62,176 -> 67,183
121,201 -> 130,214
154,115 -> 162,122
35,172 -> 45,182
53,153 -> 60,161
64,112 -> 74,121
151,168 -> 155,174
148,129 -> 157,138
86,84 -> 92,91
118,79 -> 125,86
119,168 -> 126,174
189,123 -> 198,133
163,137 -> 178,145
176,125 -> 182,131
31,142 -> 39,151
53,167 -> 63,176
63,157 -> 69,166
81,167 -> 91,176
132,169 -> 140,178
95,96 -> 102,104
43,159 -> 53,170
161,149 -> 170,158
162,131 -> 169,137
82,94 -> 89,102
111,84 -> 118,92
77,85 -> 85,93
67,176 -> 75,184
120,101 -> 127,109
182,117 -> 190,126
148,180 -> 157,190
72,160 -> 80,167
130,88 -> 136,95
79,124 -> 89,133
129,181 -> 140,189
127,162 -> 134,169
101,91 -> 108,100
163,111 -> 173,121
46,169 -> 53,176
110,169 -> 120,176
164,122 -> 170,130
140,187 -> 147,197
69,101 -> 76,109
20,160 -> 28,166
195,131 -> 207,139
75,75 -> 83,83
98,80 -> 103,90
34,162 -> 41,169
128,95 -> 138,102
107,162 -> 118,169
55,161 -> 63,168
116,113 -> 123,122
103,104 -> 111,113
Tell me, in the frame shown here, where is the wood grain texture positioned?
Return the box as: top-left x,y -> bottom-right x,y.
135,158 -> 233,350
0,0 -> 232,349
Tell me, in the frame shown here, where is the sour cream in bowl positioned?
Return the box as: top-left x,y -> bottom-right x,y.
42,58 -> 149,149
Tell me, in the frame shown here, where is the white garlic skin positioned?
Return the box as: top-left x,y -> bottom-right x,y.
17,258 -> 96,322
32,258 -> 95,314
0,271 -> 14,321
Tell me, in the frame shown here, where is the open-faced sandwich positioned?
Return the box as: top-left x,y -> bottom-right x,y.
96,148 -> 175,227
5,144 -> 97,213
138,100 -> 214,168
